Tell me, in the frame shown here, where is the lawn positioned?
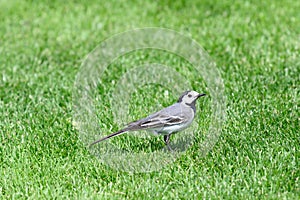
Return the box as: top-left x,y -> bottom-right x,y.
0,0 -> 299,199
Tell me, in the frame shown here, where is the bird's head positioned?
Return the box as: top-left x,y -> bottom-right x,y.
177,90 -> 206,106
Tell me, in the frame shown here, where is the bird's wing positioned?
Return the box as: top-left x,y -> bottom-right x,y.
126,104 -> 189,129
139,113 -> 187,128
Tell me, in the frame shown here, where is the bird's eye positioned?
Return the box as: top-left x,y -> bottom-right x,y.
188,94 -> 192,98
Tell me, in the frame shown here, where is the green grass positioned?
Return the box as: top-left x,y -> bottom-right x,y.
1,0 -> 299,199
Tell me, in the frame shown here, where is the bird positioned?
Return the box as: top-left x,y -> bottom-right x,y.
89,90 -> 206,150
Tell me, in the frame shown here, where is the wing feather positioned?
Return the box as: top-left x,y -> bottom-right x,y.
126,103 -> 190,130
139,114 -> 187,128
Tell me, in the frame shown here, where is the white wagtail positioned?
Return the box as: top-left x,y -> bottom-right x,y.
90,91 -> 206,150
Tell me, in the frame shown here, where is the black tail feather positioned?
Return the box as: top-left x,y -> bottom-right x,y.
89,129 -> 127,147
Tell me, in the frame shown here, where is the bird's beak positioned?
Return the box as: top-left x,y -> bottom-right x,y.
197,93 -> 206,98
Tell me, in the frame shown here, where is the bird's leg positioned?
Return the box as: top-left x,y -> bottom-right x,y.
164,134 -> 173,151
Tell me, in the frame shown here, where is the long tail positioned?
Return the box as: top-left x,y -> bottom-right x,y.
89,129 -> 127,147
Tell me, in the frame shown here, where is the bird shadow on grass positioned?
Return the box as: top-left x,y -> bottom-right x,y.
89,131 -> 199,172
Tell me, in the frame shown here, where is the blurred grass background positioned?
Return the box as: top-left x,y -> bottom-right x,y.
0,0 -> 299,199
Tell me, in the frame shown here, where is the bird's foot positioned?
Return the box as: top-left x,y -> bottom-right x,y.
164,134 -> 173,152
